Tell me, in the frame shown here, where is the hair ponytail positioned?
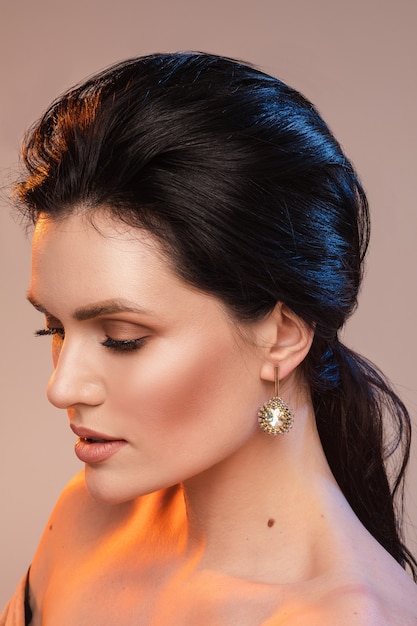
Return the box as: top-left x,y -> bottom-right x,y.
307,336 -> 416,577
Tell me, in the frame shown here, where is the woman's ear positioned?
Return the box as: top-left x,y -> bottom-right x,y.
256,303 -> 314,383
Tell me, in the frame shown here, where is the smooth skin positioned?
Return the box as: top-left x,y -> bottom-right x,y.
26,210 -> 417,625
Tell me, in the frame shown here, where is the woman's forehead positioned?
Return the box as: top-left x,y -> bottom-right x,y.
30,210 -> 234,327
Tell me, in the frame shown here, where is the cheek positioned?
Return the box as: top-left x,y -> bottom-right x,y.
106,335 -> 261,444
85,333 -> 264,499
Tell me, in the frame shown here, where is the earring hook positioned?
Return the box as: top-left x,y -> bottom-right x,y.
274,365 -> 279,398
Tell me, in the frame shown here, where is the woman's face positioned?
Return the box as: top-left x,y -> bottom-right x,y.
29,211 -> 270,503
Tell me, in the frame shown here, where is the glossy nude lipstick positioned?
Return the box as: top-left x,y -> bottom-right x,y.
71,425 -> 127,464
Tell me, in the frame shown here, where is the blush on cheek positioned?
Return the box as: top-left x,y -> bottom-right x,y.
110,344 -> 234,445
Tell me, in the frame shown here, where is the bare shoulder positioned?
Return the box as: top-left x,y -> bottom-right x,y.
28,473 -> 184,601
32,470 -> 124,554
267,570 -> 417,626
31,469 -> 173,550
28,471 -> 138,602
316,579 -> 417,626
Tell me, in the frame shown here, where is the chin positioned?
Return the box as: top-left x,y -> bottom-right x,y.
83,464 -> 170,505
83,466 -> 136,504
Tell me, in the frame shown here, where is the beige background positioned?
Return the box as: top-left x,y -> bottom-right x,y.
1,0 -> 416,606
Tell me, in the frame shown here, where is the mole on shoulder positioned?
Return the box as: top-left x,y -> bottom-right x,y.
267,519 -> 275,527
49,524 -> 53,531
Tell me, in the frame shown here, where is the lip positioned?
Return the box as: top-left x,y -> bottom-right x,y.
70,424 -> 127,464
70,424 -> 123,441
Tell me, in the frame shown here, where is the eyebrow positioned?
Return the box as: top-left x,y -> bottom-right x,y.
26,293 -> 152,321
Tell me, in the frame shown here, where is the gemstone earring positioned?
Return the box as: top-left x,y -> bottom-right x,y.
258,366 -> 293,435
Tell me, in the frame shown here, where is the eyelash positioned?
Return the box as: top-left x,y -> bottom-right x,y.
35,328 -> 146,353
101,336 -> 146,353
35,327 -> 65,339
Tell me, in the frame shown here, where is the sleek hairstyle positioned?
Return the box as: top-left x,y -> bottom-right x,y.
16,52 -> 416,576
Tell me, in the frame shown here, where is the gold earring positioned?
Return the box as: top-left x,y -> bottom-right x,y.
258,367 -> 293,435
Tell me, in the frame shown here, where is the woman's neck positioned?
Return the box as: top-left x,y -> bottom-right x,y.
181,397 -> 348,584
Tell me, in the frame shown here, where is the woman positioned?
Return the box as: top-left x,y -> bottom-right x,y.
1,52 -> 416,625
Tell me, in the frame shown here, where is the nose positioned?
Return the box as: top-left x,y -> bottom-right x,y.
46,339 -> 105,409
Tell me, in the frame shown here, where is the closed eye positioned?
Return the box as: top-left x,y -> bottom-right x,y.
101,336 -> 146,353
35,328 -> 146,353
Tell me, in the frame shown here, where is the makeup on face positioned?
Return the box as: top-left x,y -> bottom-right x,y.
29,212 -> 267,503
